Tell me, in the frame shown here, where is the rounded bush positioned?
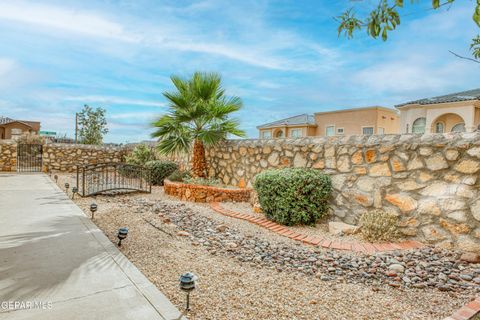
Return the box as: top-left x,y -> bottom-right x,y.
145,160 -> 178,185
253,168 -> 332,226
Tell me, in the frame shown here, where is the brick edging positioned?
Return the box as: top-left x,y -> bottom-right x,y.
210,202 -> 424,254
444,297 -> 480,320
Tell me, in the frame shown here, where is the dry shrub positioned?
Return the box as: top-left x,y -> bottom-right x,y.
359,210 -> 399,242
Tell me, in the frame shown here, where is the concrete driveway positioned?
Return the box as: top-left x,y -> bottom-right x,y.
0,173 -> 183,320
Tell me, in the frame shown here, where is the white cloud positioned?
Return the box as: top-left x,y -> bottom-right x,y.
0,1 -> 338,71
0,1 -> 139,42
0,58 -> 16,75
65,95 -> 166,108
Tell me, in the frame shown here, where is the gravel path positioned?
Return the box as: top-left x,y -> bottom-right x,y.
53,175 -> 478,320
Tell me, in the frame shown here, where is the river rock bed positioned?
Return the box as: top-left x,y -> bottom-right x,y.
136,198 -> 480,294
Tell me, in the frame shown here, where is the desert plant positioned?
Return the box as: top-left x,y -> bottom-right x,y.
17,132 -> 45,144
359,210 -> 399,242
125,144 -> 156,166
184,176 -> 222,187
151,72 -> 245,178
145,160 -> 178,185
254,168 -> 332,226
167,169 -> 191,182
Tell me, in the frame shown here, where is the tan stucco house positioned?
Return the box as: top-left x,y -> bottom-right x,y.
0,116 -> 41,140
257,107 -> 399,138
396,88 -> 480,134
257,114 -> 317,139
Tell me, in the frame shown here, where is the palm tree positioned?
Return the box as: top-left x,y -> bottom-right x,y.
151,72 -> 245,177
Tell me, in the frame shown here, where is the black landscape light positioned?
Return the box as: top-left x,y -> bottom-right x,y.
64,182 -> 69,193
90,203 -> 97,219
72,186 -> 78,199
179,272 -> 197,312
117,227 -> 128,246
54,175 -> 58,183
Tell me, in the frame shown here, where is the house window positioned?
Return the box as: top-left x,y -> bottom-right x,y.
378,127 -> 385,134
275,130 -> 284,138
336,128 -> 344,135
435,122 -> 444,133
10,128 -> 23,140
451,123 -> 466,133
362,127 -> 374,136
290,129 -> 302,138
412,117 -> 426,134
262,131 -> 272,139
325,126 -> 335,137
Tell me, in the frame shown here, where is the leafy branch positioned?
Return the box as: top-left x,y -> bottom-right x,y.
336,0 -> 480,62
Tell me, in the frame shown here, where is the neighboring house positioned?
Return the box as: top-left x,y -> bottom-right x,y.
257,107 -> 399,138
257,114 -> 317,139
314,106 -> 399,136
396,88 -> 480,134
0,116 -> 41,140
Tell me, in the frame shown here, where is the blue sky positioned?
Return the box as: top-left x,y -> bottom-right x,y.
0,0 -> 478,143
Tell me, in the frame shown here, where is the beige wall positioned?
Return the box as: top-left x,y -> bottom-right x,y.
398,101 -> 480,133
314,108 -> 399,136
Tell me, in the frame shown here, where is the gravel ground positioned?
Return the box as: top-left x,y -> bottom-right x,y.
53,174 -> 478,320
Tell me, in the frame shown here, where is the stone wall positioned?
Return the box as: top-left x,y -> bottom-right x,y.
205,133 -> 480,252
164,179 -> 251,203
42,143 -> 127,172
0,141 -> 128,172
0,140 -> 17,171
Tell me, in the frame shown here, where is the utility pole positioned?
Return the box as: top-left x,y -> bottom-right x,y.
75,112 -> 78,144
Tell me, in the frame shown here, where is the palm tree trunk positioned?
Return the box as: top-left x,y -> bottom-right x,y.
192,139 -> 207,177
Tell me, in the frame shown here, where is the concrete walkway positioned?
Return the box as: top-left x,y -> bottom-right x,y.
0,173 -> 183,320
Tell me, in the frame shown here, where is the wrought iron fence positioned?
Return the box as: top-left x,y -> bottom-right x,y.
17,144 -> 43,172
76,163 -> 151,197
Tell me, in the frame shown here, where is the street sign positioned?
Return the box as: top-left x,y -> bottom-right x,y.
39,131 -> 56,137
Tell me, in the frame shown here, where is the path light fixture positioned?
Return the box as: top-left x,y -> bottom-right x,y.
179,272 -> 197,312
72,186 -> 78,199
90,203 -> 97,219
64,183 -> 69,193
117,227 -> 128,246
54,175 -> 58,183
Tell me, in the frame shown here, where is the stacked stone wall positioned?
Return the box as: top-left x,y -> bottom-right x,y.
205,133 -> 480,251
42,143 -> 127,172
0,141 -> 17,171
164,179 -> 251,203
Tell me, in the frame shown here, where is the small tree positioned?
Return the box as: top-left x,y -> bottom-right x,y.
78,105 -> 108,145
151,72 -> 245,177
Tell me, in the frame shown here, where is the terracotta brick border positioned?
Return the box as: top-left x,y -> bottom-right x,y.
210,202 -> 424,254
444,297 -> 480,320
164,180 -> 250,203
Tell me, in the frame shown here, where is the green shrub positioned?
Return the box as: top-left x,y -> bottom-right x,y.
184,176 -> 222,187
145,160 -> 178,185
167,169 -> 191,182
359,210 -> 399,242
125,144 -> 156,166
254,168 -> 332,226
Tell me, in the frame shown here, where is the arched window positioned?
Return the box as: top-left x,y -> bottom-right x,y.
275,130 -> 284,138
435,122 -> 444,133
451,123 -> 466,133
412,117 -> 426,134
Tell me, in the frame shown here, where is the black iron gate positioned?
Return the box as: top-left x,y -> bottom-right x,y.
17,144 -> 43,172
